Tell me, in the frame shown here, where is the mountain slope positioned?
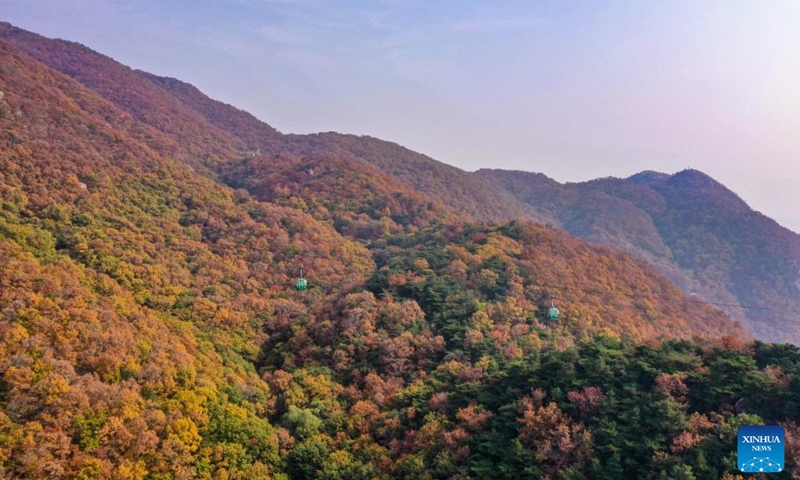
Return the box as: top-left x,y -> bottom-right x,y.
0,22 -> 510,231
0,36 -> 374,477
0,25 -> 746,355
476,168 -> 800,344
4,22 -> 795,347
146,59 -> 800,344
140,70 -> 546,224
144,71 -> 549,224
0,22 -> 247,172
218,152 -> 461,239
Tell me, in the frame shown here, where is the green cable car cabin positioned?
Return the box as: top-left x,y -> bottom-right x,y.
296,268 -> 308,291
546,295 -> 559,321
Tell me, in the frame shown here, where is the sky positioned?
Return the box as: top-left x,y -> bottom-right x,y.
3,0 -> 800,231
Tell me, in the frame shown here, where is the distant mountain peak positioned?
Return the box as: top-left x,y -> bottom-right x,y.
668,168 -> 721,187
627,170 -> 669,184
664,168 -> 750,210
627,168 -> 726,189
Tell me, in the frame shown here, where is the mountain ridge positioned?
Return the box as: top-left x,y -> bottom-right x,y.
0,25 -> 742,341
5,18 -> 797,343
4,19 -> 797,343
476,168 -> 800,343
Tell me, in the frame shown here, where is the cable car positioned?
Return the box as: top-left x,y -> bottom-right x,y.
547,295 -> 560,321
296,268 -> 308,291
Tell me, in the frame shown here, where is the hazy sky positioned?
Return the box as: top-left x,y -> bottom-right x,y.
3,0 -> 800,231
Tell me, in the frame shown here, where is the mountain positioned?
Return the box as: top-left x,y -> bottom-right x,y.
0,33 -> 373,478
152,63 -> 800,345
0,21 -> 744,363
5,21 -> 791,345
2,23 -> 799,479
140,72 -> 547,225
475,168 -> 800,344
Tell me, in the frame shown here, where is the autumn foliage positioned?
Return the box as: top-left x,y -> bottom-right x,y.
1,23 -> 799,479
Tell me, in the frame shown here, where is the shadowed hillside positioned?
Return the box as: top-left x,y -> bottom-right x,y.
476,168 -> 800,344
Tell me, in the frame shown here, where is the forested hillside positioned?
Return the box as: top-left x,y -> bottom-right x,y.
1,23 -> 799,479
476,169 -> 800,344
0,36 -> 370,477
4,21 -> 794,347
